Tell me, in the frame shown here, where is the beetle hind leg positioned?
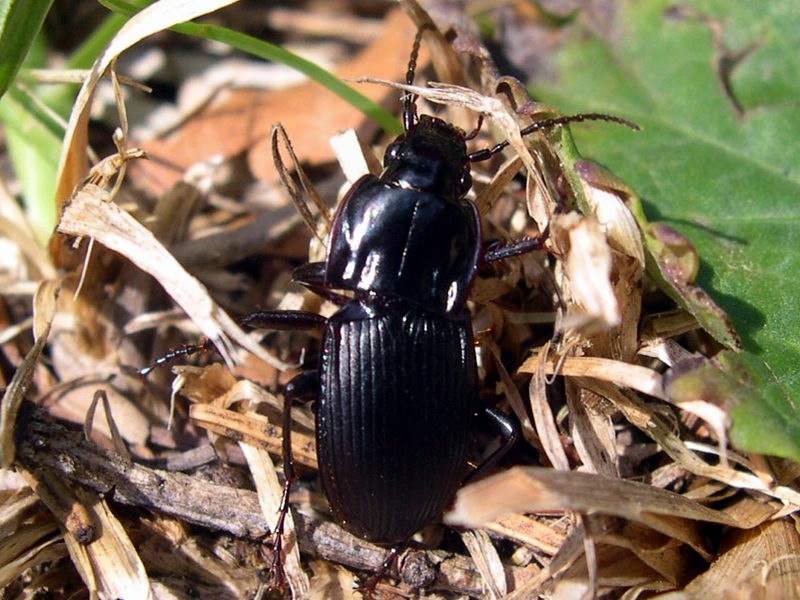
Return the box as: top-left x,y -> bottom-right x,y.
269,370 -> 319,590
354,544 -> 406,598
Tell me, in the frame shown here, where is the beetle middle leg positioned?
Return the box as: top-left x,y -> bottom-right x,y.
139,309 -> 326,375
483,225 -> 550,263
270,370 -> 319,589
465,406 -> 520,483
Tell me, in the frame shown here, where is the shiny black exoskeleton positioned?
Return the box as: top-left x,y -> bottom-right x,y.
141,24 -> 636,590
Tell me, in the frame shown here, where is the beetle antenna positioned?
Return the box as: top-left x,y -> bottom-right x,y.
403,24 -> 433,131
464,114 -> 484,140
467,112 -> 640,162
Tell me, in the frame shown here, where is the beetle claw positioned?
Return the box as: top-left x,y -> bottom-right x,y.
268,534 -> 287,592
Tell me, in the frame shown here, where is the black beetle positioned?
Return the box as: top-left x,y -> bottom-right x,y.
142,25 -> 636,591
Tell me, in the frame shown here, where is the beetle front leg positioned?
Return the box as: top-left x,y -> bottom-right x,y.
465,406 -> 519,484
270,370 -> 319,590
483,226 -> 550,263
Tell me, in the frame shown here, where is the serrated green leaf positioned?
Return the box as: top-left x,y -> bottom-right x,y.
0,0 -> 54,99
531,0 -> 800,398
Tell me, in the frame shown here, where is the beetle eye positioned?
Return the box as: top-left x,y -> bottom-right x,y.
385,142 -> 402,163
458,169 -> 472,197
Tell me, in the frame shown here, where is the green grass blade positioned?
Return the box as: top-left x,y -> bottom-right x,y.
98,0 -> 403,134
0,0 -> 54,99
0,90 -> 61,242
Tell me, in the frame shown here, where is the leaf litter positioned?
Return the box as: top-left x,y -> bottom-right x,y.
0,0 -> 798,598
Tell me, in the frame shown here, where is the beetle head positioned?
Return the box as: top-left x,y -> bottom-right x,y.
382,115 -> 472,200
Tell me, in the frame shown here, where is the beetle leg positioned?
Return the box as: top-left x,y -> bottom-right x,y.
355,544 -> 405,597
270,371 -> 319,590
464,407 -> 519,484
238,309 -> 327,331
139,310 -> 327,376
483,226 -> 550,263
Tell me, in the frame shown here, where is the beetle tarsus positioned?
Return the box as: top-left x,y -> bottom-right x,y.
355,545 -> 404,598
137,338 -> 214,377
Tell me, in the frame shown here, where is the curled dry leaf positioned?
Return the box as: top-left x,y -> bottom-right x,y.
552,212 -> 620,332
575,160 -> 740,350
574,160 -> 644,269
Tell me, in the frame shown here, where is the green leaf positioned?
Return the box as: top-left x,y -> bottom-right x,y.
99,0 -> 403,135
665,351 -> 800,462
530,0 -> 800,397
0,89 -> 61,242
0,0 -> 54,99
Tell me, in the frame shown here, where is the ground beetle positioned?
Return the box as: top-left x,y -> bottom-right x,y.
142,25 -> 635,592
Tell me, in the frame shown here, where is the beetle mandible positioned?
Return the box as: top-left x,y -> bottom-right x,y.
142,24 -> 636,592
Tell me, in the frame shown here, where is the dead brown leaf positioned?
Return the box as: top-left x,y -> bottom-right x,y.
132,9 -> 418,195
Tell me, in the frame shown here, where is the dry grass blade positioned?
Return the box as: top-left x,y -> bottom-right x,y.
308,560 -> 360,599
240,443 -> 309,598
61,487 -> 152,600
54,0 -> 241,211
0,534 -> 65,589
0,487 -> 40,538
0,281 -> 58,467
447,467 -> 740,557
190,404 -> 317,469
330,129 -> 381,183
502,521 -> 587,600
486,513 -> 566,555
56,186 -> 291,371
519,355 -> 667,401
474,156 -> 523,215
528,342 -> 570,471
460,530 -> 507,598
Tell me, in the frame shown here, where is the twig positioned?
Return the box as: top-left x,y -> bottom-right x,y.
14,403 -> 538,595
